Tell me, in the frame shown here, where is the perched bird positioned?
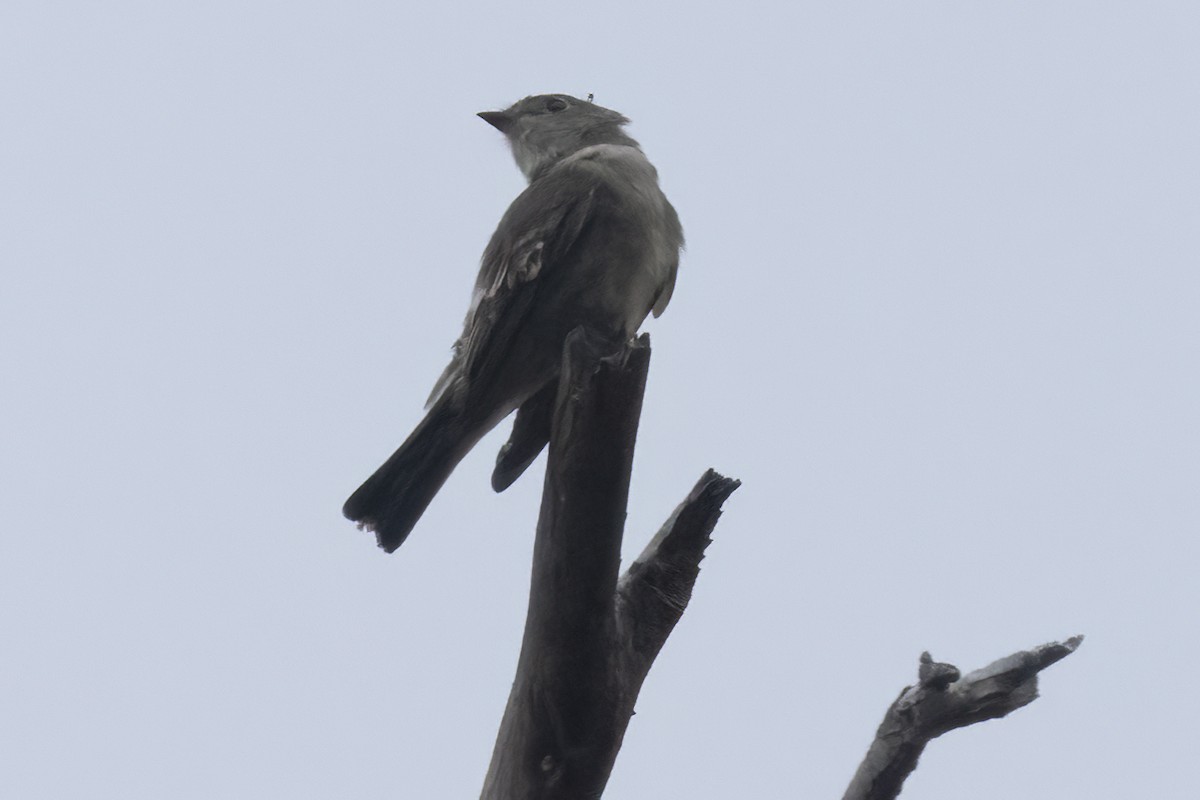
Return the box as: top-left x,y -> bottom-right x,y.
343,94 -> 683,552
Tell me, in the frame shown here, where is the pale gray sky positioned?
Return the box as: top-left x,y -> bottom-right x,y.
2,2 -> 1197,798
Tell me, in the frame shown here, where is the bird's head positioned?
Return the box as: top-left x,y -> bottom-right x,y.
478,94 -> 638,181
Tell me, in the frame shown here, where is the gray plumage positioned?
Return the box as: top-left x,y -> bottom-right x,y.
343,94 -> 683,552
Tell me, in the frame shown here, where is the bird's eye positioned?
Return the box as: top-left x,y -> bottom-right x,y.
545,98 -> 568,113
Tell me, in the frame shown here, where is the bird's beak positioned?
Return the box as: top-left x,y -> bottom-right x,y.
477,110 -> 511,133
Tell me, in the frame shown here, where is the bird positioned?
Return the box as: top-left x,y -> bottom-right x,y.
343,93 -> 683,552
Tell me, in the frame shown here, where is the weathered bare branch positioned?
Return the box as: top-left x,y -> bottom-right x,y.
618,470 -> 740,677
480,331 -> 738,799
843,635 -> 1084,800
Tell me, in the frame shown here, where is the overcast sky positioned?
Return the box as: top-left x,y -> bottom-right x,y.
3,2 -> 1198,798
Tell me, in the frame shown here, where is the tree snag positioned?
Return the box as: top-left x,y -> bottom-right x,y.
480,330 -> 740,799
474,328 -> 1080,799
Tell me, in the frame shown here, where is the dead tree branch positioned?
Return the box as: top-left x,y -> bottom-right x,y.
480,330 -> 739,800
843,635 -> 1084,800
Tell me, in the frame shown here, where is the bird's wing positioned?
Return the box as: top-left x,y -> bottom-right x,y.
650,200 -> 683,318
425,166 -> 600,408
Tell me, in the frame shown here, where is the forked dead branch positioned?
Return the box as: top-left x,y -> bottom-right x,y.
481,332 -> 739,799
478,331 -> 1081,799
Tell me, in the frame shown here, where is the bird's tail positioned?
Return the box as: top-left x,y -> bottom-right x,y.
342,395 -> 489,552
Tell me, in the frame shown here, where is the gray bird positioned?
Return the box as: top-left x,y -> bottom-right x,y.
343,94 -> 683,552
